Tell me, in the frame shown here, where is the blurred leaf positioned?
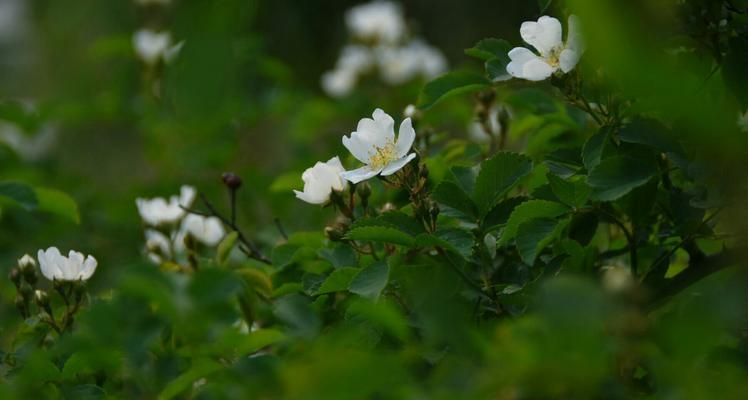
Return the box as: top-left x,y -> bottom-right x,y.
538,0 -> 553,12
618,118 -> 684,156
582,131 -> 609,171
722,36 -> 748,108
158,358 -> 222,400
417,71 -> 489,109
318,245 -> 357,269
499,200 -> 569,245
315,267 -> 359,295
0,181 -> 38,211
216,231 -> 239,265
474,152 -> 533,216
465,38 -> 512,61
34,187 -> 80,224
486,57 -> 512,82
587,155 -> 657,201
273,294 -> 321,338
349,261 -> 389,301
236,267 -> 274,298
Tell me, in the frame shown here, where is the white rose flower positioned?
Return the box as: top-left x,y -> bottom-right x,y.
181,214 -> 225,246
132,29 -> 182,65
37,247 -> 98,282
376,45 -> 420,85
294,156 -> 348,205
506,15 -> 583,81
340,108 -> 416,183
345,0 -> 405,44
738,110 -> 748,133
136,185 -> 196,226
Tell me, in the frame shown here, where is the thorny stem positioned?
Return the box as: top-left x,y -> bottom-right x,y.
193,193 -> 272,265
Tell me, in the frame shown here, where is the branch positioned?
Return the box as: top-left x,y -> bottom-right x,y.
646,246 -> 744,311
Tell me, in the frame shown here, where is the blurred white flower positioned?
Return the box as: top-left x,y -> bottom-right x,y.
132,29 -> 183,65
321,68 -> 357,98
0,121 -> 58,161
37,247 -> 97,282
341,108 -> 416,183
403,104 -> 416,118
377,40 -> 446,85
507,15 -> 583,81
468,105 -> 501,144
181,214 -> 225,246
0,0 -> 27,42
136,185 -> 196,226
345,0 -> 405,44
294,156 -> 348,204
144,229 -> 171,264
738,110 -> 748,132
601,265 -> 633,294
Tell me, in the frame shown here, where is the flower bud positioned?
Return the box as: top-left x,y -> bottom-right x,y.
357,182 -> 372,201
476,89 -> 496,106
34,290 -> 50,308
324,224 -> 346,242
222,172 -> 243,190
380,202 -> 397,213
18,254 -> 37,271
20,282 -> 33,298
9,267 -> 22,287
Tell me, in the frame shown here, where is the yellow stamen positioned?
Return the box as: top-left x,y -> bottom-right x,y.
368,140 -> 397,169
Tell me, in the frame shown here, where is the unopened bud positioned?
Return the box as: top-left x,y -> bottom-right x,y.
34,290 -> 50,308
222,172 -> 243,190
357,182 -> 372,200
18,254 -> 36,271
380,202 -> 397,213
476,90 -> 496,106
9,268 -> 22,286
19,282 -> 33,298
324,225 -> 346,242
403,104 -> 417,119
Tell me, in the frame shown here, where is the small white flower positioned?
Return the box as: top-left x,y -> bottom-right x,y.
132,29 -> 182,65
18,254 -> 36,269
321,68 -> 358,98
601,265 -> 633,294
507,15 -> 583,81
340,108 -> 416,183
345,0 -> 405,44
136,185 -> 196,226
376,40 -> 447,85
181,214 -> 225,246
738,110 -> 748,133
37,247 -> 97,282
294,156 -> 348,205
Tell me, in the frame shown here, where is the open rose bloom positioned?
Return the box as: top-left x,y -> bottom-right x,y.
37,247 -> 98,282
507,15 -> 583,81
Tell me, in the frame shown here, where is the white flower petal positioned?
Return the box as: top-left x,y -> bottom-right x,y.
559,48 -> 580,73
79,256 -> 98,280
342,134 -> 374,164
340,166 -> 381,184
395,118 -> 415,158
520,16 -> 562,57
380,153 -> 416,176
507,47 -> 546,79
566,15 -> 583,53
521,58 -> 555,81
321,68 -> 356,98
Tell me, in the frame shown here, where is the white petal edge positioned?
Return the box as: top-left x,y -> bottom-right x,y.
395,118 -> 415,158
340,166 -> 381,184
380,153 -> 416,176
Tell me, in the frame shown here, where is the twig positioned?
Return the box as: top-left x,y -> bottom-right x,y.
274,218 -> 289,240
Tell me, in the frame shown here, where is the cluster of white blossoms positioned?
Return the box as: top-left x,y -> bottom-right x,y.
506,15 -> 583,81
136,185 -> 225,264
16,248 -> 98,283
321,0 -> 447,97
295,108 -> 416,204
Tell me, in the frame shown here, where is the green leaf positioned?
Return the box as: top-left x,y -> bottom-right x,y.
619,118 -> 685,155
417,70 -> 489,110
0,181 -> 38,210
431,181 -> 478,220
547,173 -> 592,208
581,131 -> 609,171
158,358 -> 222,400
587,155 -> 657,201
315,267 -> 359,295
723,36 -> 748,108
483,196 -> 528,231
349,261 -> 390,301
449,165 -> 478,194
498,200 -> 569,245
465,38 -> 512,61
216,231 -> 239,265
473,152 -> 533,216
273,294 -> 321,338
516,217 -> 563,265
486,56 -> 511,82
345,226 -> 415,246
415,228 -> 475,260
318,245 -> 357,269
34,187 -> 80,223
